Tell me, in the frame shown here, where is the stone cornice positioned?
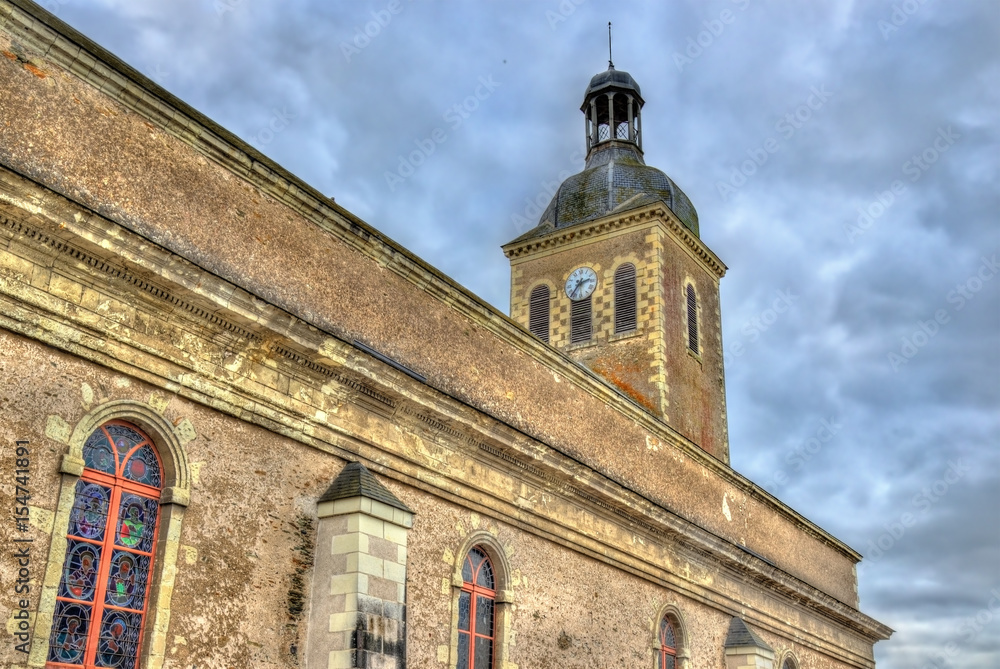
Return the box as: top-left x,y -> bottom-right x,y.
0,1 -> 858,565
0,170 -> 891,654
502,204 -> 727,279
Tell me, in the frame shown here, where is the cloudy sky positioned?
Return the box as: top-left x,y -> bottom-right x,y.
42,1 -> 999,666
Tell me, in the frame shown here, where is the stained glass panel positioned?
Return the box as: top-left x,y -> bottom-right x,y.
122,442 -> 161,487
50,421 -> 162,669
106,424 -> 144,464
69,480 -> 111,541
115,493 -> 159,553
59,539 -> 102,603
104,550 -> 151,611
474,595 -> 493,635
661,618 -> 675,647
473,636 -> 493,669
47,600 -> 91,664
97,608 -> 142,669
456,633 -> 470,669
475,556 -> 493,589
83,430 -> 116,475
462,553 -> 473,582
458,591 -> 471,632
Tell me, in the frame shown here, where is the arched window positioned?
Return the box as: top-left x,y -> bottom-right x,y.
782,657 -> 798,669
47,421 -> 162,669
614,263 -> 637,333
570,297 -> 592,344
685,283 -> 698,354
528,284 -> 551,343
456,547 -> 495,669
658,616 -> 678,669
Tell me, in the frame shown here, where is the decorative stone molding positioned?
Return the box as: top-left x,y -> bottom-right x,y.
502,205 -> 727,279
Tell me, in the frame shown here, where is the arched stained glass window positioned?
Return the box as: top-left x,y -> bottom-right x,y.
658,617 -> 678,669
456,547 -> 495,669
48,421 -> 162,669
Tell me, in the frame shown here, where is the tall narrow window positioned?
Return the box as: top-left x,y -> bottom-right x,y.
658,617 -> 678,669
528,285 -> 551,343
569,297 -> 592,343
614,263 -> 637,333
782,659 -> 797,669
457,547 -> 495,669
685,284 -> 698,354
48,421 -> 162,669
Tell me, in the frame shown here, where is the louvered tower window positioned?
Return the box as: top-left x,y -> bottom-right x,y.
528,285 -> 550,343
686,283 -> 699,354
614,263 -> 637,333
570,297 -> 592,343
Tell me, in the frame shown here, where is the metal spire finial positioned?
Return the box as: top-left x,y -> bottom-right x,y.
608,22 -> 614,69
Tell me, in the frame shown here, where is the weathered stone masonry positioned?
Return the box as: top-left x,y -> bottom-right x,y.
0,2 -> 890,668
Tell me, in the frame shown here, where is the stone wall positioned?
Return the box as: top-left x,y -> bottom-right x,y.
0,6 -> 861,605
0,3 -> 889,668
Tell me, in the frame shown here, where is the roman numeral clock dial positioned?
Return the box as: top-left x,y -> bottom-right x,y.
565,266 -> 598,301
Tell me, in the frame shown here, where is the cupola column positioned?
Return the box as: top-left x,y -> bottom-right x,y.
607,92 -> 615,141
627,95 -> 635,143
637,104 -> 643,151
590,98 -> 598,146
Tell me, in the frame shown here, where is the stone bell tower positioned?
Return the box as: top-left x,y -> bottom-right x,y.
502,64 -> 730,462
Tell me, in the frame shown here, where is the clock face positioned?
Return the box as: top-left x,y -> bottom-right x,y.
565,266 -> 598,301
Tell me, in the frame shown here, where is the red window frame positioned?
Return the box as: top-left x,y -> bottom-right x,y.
658,617 -> 678,669
47,421 -> 163,669
456,547 -> 495,669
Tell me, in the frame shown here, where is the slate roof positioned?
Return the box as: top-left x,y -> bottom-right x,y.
723,617 -> 773,650
319,461 -> 412,513
581,66 -> 643,107
508,142 -> 699,245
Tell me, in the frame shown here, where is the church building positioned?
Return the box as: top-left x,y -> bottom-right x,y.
0,2 -> 891,668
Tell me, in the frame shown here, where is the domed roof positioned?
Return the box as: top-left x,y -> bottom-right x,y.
512,144 -> 699,243
506,66 -> 698,246
581,66 -> 643,107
